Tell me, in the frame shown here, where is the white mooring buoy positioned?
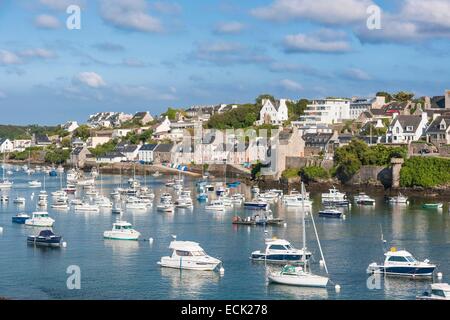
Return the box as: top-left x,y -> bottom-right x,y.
283,223 -> 287,227
437,272 -> 443,280
219,266 -> 225,276
319,260 -> 325,267
342,214 -> 346,220
149,237 -> 154,244
62,242 -> 67,248
335,284 -> 341,292
0,226 -> 3,233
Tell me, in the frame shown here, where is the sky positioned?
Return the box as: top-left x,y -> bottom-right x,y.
0,0 -> 449,125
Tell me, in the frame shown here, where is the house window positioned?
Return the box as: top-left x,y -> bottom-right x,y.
440,124 -> 446,130
406,126 -> 413,132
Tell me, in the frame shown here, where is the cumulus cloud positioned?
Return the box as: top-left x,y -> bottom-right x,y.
280,79 -> 303,91
341,68 -> 372,81
283,29 -> 352,53
99,0 -> 163,33
251,0 -> 373,25
19,48 -> 57,59
34,14 -> 61,29
214,21 -> 245,34
0,50 -> 22,65
356,0 -> 450,43
74,72 -> 106,88
192,41 -> 271,65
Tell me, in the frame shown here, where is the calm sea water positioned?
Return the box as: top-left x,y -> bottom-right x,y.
0,165 -> 449,300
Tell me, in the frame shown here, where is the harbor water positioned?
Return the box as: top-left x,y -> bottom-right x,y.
0,166 -> 449,300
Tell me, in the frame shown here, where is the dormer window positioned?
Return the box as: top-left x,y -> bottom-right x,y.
406,126 -> 414,132
440,121 -> 446,130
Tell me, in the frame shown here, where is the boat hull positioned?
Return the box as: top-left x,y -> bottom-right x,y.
268,273 -> 328,288
251,253 -> 311,264
158,258 -> 220,271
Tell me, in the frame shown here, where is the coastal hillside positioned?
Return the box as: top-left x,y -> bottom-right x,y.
0,124 -> 58,140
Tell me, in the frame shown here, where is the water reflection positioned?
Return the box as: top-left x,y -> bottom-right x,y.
383,276 -> 431,300
160,267 -> 220,299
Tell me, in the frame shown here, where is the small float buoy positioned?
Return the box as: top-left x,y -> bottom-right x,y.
283,223 -> 287,227
342,215 -> 346,220
149,237 -> 154,244
335,284 -> 341,292
171,234 -> 177,239
0,226 -> 3,233
219,266 -> 225,276
437,272 -> 443,279
319,260 -> 325,267
62,242 -> 67,248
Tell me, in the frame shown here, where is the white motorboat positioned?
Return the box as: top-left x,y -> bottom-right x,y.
284,198 -> 313,208
51,190 -> 67,197
0,180 -> 13,189
389,193 -> 408,204
0,195 -> 9,202
70,199 -> 83,206
268,183 -> 330,288
205,200 -> 225,211
94,196 -> 113,208
25,212 -> 55,227
13,196 -> 26,205
417,283 -> 450,300
251,186 -> 260,194
158,240 -> 222,271
160,193 -> 172,202
103,220 -> 141,240
321,187 -> 347,203
51,198 -> 69,210
125,197 -> 147,210
157,200 -> 175,212
28,180 -> 42,188
354,193 -> 376,205
74,203 -> 100,212
282,189 -> 309,202
174,192 -> 193,209
251,239 -> 311,264
219,196 -> 233,207
77,178 -> 95,186
367,248 -> 436,277
231,193 -> 245,204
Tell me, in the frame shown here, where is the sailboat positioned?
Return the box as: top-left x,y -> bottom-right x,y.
0,153 -> 13,189
267,182 -> 329,288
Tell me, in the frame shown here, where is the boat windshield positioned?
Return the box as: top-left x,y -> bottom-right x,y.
191,251 -> 206,256
405,256 -> 416,263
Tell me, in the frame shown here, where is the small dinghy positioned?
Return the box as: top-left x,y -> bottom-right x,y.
27,229 -> 62,247
318,207 -> 342,218
12,213 -> 31,224
422,203 -> 443,209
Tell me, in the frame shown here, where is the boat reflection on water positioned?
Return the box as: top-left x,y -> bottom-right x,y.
160,267 -> 220,298
383,276 -> 431,300
267,281 -> 329,300
103,239 -> 140,257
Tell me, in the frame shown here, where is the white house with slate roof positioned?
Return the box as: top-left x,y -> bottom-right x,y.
385,112 -> 428,144
255,99 -> 289,126
0,138 -> 13,153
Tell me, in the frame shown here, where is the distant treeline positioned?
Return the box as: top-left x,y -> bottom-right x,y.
0,124 -> 59,140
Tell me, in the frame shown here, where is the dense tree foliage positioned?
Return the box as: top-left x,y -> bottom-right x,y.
73,125 -> 91,141
300,166 -> 330,182
44,147 -> 70,164
255,94 -> 275,106
393,91 -> 415,102
334,139 -> 407,183
89,139 -> 118,157
286,99 -> 308,121
206,104 -> 261,129
400,157 -> 450,188
0,124 -> 58,140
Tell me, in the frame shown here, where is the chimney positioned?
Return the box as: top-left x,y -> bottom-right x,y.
446,90 -> 450,109
424,96 -> 431,110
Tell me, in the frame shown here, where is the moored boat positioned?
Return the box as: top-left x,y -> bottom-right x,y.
27,229 -> 62,247
422,203 -> 443,209
103,220 -> 141,240
25,212 -> 55,227
243,200 -> 269,211
12,213 -> 31,224
354,193 -> 376,205
251,239 -> 311,264
318,207 -> 343,218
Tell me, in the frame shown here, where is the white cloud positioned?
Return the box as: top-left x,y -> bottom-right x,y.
74,72 -> 106,88
214,21 -> 245,34
20,48 -> 57,59
39,0 -> 84,10
251,0 -> 373,25
280,79 -> 303,91
34,14 -> 61,29
100,0 -> 163,33
341,68 -> 371,81
0,50 -> 22,65
150,1 -> 182,15
283,30 -> 352,53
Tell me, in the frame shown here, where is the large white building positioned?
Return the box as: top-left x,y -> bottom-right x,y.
296,98 -> 350,126
255,99 -> 289,126
349,96 -> 386,119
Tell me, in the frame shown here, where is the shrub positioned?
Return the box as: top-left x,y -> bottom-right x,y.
400,157 -> 450,188
300,166 -> 329,182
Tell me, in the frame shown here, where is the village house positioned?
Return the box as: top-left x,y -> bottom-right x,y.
71,137 -> 86,148
12,139 -> 31,152
264,127 -> 305,179
68,146 -> 91,168
0,138 -> 14,153
153,143 -> 175,164
87,112 -> 133,128
256,99 -> 289,126
424,90 -> 450,117
32,134 -> 52,147
303,131 -> 338,158
152,116 -> 172,140
426,114 -> 450,147
349,96 -> 386,119
138,144 -> 158,164
112,128 -> 133,139
295,98 -> 351,127
96,151 -> 127,164
385,112 -> 429,144
86,130 -> 113,148
62,121 -> 79,133
132,111 -> 154,125
115,144 -> 140,162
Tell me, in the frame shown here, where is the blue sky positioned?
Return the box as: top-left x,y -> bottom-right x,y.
0,0 -> 449,125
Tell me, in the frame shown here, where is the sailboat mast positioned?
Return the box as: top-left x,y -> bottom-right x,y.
310,206 -> 329,274
301,182 -> 307,264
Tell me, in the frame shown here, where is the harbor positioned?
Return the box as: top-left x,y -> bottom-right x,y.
0,164 -> 449,300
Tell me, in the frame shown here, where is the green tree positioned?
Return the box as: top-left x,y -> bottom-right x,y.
73,125 -> 91,141
255,94 -> 275,106
393,91 -> 414,102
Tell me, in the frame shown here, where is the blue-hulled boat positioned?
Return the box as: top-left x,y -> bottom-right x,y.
12,213 -> 30,224
318,208 -> 342,218
49,170 -> 57,177
367,248 -> 436,277
197,193 -> 208,202
27,229 -> 62,247
243,200 -> 269,211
